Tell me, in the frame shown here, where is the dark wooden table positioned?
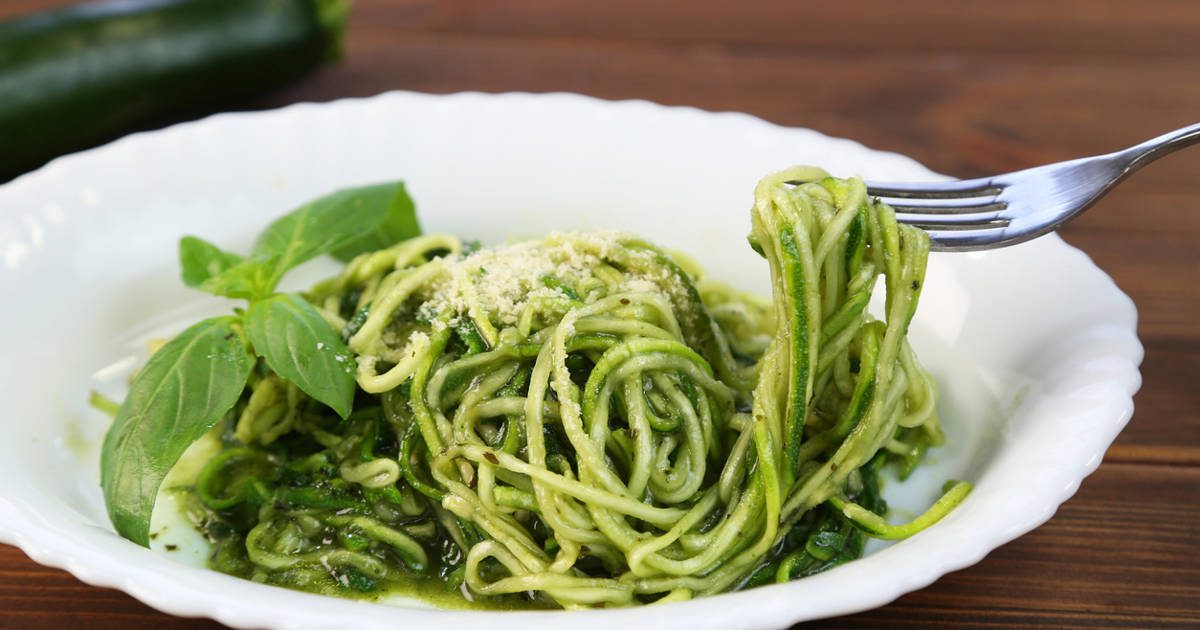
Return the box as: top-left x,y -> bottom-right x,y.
2,1 -> 1198,628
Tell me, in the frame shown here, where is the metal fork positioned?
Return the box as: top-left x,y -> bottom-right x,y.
865,123 -> 1200,251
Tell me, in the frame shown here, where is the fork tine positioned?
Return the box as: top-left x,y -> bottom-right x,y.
879,197 -> 1006,214
865,176 -> 1001,199
895,210 -> 1009,227
924,225 -> 1013,252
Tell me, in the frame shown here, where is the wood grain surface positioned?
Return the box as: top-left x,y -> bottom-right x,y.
2,1 -> 1198,628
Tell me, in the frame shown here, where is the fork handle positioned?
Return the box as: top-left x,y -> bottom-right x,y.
1115,122 -> 1200,171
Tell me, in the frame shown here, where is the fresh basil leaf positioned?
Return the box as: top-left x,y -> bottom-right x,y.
179,236 -> 244,288
198,255 -> 280,301
331,182 -> 421,262
244,293 -> 356,419
100,317 -> 255,546
251,182 -> 421,290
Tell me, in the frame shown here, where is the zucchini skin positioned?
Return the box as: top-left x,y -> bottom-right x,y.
0,0 -> 347,182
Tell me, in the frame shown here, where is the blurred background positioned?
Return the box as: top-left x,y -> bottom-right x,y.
1,1 -> 1197,627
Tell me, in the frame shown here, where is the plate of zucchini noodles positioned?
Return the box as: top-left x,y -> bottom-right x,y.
0,91 -> 1141,628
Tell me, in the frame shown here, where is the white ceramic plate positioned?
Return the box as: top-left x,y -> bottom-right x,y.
0,91 -> 1142,629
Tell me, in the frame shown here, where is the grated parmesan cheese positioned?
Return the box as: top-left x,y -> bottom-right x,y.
421,230 -> 674,327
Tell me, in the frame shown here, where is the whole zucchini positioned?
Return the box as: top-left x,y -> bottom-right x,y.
0,0 -> 349,182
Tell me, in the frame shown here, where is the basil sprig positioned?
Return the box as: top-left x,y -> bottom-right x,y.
101,181 -> 421,546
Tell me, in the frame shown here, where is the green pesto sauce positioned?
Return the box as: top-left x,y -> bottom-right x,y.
167,421 -> 544,610
174,484 -> 544,611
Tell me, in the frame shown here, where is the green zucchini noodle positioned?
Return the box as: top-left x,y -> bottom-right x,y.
182,167 -> 969,607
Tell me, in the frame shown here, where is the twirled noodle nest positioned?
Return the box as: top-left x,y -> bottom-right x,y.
206,167 -> 966,608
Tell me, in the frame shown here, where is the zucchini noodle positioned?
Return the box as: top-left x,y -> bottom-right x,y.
181,167 -> 968,607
